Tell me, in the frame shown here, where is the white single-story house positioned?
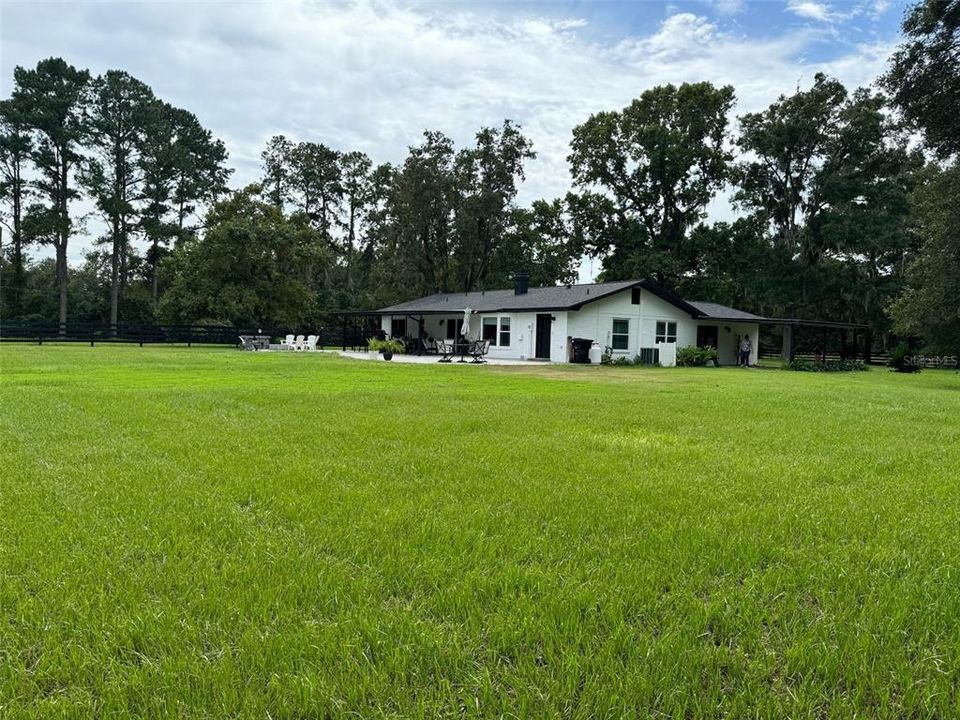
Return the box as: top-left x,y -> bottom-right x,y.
372,276 -> 766,366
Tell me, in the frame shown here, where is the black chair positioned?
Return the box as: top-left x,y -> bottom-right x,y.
469,339 -> 490,363
437,339 -> 454,363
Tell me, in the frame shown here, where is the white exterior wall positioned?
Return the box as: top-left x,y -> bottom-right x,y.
565,290 -> 759,366
565,289 -> 694,365
380,312 -> 567,361
380,291 -> 760,365
474,311 -> 569,361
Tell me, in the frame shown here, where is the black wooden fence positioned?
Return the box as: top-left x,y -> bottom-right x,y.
0,321 -> 377,349
0,322 -> 252,346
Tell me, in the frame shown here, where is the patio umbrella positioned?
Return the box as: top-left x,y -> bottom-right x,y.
461,308 -> 472,338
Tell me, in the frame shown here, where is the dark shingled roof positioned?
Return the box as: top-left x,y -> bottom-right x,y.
375,278 -> 764,321
375,279 -> 636,314
685,301 -> 767,322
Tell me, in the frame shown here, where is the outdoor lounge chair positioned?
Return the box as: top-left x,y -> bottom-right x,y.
283,334 -> 295,350
469,339 -> 491,363
414,337 -> 439,355
304,335 -> 318,351
437,339 -> 453,363
293,334 -> 305,351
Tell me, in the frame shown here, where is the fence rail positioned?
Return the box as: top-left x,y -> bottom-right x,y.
759,348 -> 892,365
0,322 -> 257,346
0,322 -> 378,350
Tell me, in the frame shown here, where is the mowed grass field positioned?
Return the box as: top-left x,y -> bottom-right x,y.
1,346 -> 959,719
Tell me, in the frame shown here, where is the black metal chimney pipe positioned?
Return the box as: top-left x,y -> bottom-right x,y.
513,271 -> 529,295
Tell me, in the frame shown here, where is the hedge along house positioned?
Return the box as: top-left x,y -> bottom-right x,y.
372,275 -> 766,366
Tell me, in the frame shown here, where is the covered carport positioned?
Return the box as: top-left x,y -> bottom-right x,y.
763,318 -> 871,363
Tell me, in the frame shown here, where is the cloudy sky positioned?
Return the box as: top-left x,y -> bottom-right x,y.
2,0 -> 908,275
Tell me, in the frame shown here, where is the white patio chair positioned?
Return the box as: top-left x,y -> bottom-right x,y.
283,334 -> 295,350
293,334 -> 305,351
304,335 -> 318,351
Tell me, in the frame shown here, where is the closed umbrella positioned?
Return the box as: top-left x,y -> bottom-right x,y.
461,308 -> 472,338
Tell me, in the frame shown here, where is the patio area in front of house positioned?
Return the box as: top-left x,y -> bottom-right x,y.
328,350 -> 544,366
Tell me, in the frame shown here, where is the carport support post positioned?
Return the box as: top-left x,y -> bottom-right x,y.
781,324 -> 795,363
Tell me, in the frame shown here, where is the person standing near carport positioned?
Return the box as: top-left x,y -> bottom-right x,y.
739,333 -> 753,367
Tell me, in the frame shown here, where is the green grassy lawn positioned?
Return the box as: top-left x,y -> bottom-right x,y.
2,346 -> 959,718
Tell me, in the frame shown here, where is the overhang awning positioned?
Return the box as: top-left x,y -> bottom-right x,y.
762,318 -> 868,330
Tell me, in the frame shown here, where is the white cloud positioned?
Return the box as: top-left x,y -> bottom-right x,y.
1,0 -> 900,274
787,1 -> 834,22
871,0 -> 892,17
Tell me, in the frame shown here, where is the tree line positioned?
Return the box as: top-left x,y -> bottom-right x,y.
1,0 -> 957,351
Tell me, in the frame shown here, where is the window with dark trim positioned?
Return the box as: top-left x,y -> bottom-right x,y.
631,287 -> 641,305
655,321 -> 677,343
612,318 -> 629,350
391,318 -> 406,338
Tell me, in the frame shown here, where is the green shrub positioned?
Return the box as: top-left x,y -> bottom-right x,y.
888,342 -> 920,373
676,345 -> 718,367
787,358 -> 867,372
599,353 -> 657,367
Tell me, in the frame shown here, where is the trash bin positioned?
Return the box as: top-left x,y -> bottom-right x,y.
571,338 -> 593,363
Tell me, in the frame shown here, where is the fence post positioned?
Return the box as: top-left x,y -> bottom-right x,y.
342,318 -> 347,351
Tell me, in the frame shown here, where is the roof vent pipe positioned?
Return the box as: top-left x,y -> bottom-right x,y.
513,271 -> 529,295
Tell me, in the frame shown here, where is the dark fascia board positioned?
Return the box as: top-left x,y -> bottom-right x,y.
695,315 -> 768,323
764,318 -> 868,329
633,279 -> 706,318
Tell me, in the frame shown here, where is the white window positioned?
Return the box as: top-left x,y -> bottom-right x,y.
499,317 -> 511,347
656,321 -> 677,344
481,316 -> 511,346
611,319 -> 629,350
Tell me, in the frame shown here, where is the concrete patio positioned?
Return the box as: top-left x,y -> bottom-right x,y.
328,350 -> 546,366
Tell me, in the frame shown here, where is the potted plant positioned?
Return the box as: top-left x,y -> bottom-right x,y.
367,338 -> 404,360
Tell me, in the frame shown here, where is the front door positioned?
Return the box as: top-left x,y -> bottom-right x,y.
535,314 -> 552,359
697,325 -> 719,349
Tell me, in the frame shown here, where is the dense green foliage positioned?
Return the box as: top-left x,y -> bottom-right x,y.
568,82 -> 735,287
882,0 -> 960,352
2,346 -> 959,717
157,188 -> 326,328
887,341 -> 923,373
675,344 -> 719,367
884,0 -> 960,159
787,358 -> 868,372
888,164 -> 960,352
